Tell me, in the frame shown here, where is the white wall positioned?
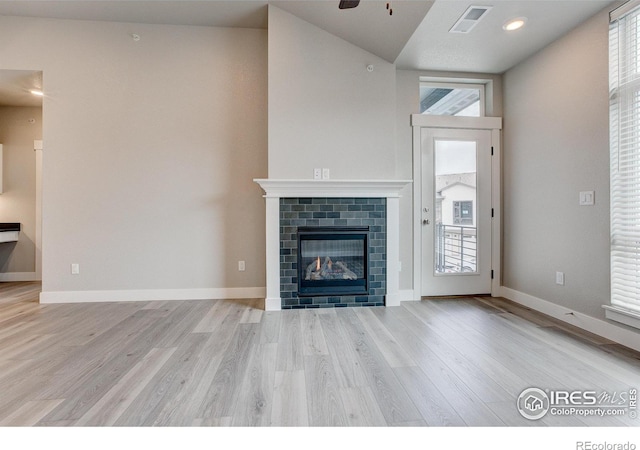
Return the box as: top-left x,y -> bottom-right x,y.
0,106 -> 41,276
0,16 -> 268,296
502,7 -> 612,320
268,5 -> 397,180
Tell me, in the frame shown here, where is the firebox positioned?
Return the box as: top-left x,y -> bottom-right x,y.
297,227 -> 369,297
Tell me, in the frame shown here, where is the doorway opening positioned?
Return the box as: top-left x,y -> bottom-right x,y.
0,69 -> 43,282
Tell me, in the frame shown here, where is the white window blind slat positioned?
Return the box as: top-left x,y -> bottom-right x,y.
610,5 -> 640,322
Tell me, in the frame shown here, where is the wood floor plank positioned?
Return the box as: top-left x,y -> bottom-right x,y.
192,299 -> 234,333
167,301 -> 249,425
113,333 -> 210,426
353,307 -> 416,368
74,347 -> 176,426
239,299 -> 264,324
0,399 -> 64,426
275,310 -> 304,371
301,309 -> 329,356
335,309 -> 423,425
304,355 -> 348,426
231,342 -> 278,426
259,311 -> 281,344
317,311 -> 370,389
195,323 -> 260,421
339,386 -> 387,426
393,365 -> 466,426
270,370 -> 309,426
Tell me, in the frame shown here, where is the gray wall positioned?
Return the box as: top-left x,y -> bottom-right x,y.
0,16 -> 268,293
0,106 -> 41,274
268,5 -> 397,180
502,7 -> 611,319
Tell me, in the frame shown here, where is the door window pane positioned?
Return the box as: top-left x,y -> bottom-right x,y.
434,140 -> 478,274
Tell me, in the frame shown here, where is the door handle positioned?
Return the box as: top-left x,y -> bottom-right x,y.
423,219 -> 430,225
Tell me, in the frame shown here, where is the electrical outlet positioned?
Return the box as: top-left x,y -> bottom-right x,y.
322,168 -> 330,180
238,260 -> 246,272
313,168 -> 322,180
556,271 -> 564,285
71,263 -> 80,275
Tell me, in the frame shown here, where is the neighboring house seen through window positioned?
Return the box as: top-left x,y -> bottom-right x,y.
453,201 -> 473,225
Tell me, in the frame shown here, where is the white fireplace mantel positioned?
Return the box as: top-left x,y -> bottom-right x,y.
254,179 -> 412,311
254,179 -> 412,199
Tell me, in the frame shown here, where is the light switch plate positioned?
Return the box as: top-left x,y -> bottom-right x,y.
579,191 -> 595,206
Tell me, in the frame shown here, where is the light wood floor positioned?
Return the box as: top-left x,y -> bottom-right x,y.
0,281 -> 638,427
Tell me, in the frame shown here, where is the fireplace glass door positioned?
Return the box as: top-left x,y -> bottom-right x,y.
297,227 -> 368,296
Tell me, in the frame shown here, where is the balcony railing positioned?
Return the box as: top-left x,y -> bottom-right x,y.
435,224 -> 477,273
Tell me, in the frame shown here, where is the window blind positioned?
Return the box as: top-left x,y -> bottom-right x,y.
609,1 -> 640,323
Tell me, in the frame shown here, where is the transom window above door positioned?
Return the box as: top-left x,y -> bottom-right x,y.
420,82 -> 485,117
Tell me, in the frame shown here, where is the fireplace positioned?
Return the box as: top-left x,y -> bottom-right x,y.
297,227 -> 369,296
277,197 -> 386,308
254,178 -> 412,310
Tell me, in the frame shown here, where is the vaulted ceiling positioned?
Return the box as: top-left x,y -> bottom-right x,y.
0,0 -> 617,106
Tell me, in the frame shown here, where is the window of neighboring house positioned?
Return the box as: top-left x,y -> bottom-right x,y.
453,201 -> 473,225
607,0 -> 640,329
420,82 -> 485,116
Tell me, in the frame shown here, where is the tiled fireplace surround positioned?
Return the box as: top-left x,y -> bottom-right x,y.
254,180 -> 411,311
280,197 -> 386,309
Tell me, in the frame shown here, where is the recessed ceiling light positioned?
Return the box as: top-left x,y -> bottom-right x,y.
30,89 -> 44,97
503,17 -> 527,31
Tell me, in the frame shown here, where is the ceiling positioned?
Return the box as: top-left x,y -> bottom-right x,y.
0,0 -> 617,107
395,0 -> 616,73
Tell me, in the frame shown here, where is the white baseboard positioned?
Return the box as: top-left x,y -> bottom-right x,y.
391,289 -> 417,305
499,286 -> 640,353
265,297 -> 281,311
0,272 -> 40,282
40,287 -> 266,304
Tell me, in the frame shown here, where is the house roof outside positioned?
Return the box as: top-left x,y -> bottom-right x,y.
436,172 -> 476,194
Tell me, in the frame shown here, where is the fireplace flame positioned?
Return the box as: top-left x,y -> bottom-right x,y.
316,256 -> 320,271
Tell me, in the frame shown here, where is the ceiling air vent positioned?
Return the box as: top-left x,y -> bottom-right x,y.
449,6 -> 492,34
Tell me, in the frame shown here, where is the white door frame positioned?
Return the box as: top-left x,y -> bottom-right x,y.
411,115 -> 502,298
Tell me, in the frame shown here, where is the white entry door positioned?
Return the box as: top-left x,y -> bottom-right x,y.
420,128 -> 492,296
